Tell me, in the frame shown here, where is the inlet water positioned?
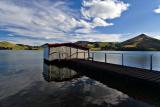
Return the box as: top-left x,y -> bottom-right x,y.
0,50 -> 160,107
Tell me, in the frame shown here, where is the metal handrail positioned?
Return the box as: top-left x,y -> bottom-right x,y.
91,52 -> 154,71
49,51 -> 154,71
91,52 -> 154,56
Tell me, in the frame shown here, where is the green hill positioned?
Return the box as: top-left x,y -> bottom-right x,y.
121,34 -> 160,51
0,41 -> 41,50
1,34 -> 160,51
87,42 -> 120,51
76,34 -> 160,51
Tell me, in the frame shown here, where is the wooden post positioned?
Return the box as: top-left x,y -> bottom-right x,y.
70,47 -> 71,59
105,53 -> 107,63
122,53 -> 124,66
84,52 -> 85,59
59,52 -> 61,61
92,52 -> 94,61
150,54 -> 153,71
48,46 -> 50,61
88,50 -> 90,60
76,48 -> 78,59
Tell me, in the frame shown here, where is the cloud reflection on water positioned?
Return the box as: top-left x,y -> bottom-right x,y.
0,51 -> 154,107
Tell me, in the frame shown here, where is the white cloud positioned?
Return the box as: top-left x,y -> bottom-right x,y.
78,20 -> 91,28
154,6 -> 160,14
8,34 -> 15,37
79,0 -> 129,31
92,17 -> 113,27
0,0 -> 79,39
0,0 -> 129,45
70,33 -> 123,42
81,0 -> 129,20
75,28 -> 92,34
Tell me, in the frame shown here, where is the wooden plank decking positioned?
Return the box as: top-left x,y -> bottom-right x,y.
67,59 -> 160,86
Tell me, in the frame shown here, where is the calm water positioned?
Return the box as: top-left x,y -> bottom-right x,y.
0,50 -> 160,107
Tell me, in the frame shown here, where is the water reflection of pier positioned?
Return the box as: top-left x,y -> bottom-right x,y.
43,63 -> 80,82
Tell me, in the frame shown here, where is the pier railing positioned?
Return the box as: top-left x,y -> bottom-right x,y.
90,52 -> 154,71
49,51 -> 157,71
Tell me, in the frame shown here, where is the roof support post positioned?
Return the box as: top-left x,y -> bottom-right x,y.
92,52 -> 94,62
76,48 -> 78,59
48,46 -> 50,61
150,54 -> 153,71
88,50 -> 90,60
105,53 -> 107,63
70,47 -> 71,59
59,52 -> 61,62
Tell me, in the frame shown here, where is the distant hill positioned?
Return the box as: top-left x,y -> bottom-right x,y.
75,41 -> 89,47
75,41 -> 120,51
76,34 -> 160,51
0,41 -> 41,50
120,34 -> 160,51
1,34 -> 160,51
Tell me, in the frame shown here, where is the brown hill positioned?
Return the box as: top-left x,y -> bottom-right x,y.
121,34 -> 160,51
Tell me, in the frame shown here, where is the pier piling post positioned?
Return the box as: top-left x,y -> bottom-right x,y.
105,53 -> 107,63
88,50 -> 90,60
92,53 -> 94,61
76,48 -> 78,59
122,53 -> 124,66
150,54 -> 153,71
70,47 -> 71,59
59,52 -> 61,61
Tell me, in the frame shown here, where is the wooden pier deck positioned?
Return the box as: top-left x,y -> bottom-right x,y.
65,59 -> 160,87
44,57 -> 160,87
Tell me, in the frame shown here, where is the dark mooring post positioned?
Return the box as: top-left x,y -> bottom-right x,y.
59,52 -> 61,61
70,47 -> 71,59
92,52 -> 94,61
150,54 -> 153,71
88,50 -> 90,60
76,48 -> 78,59
105,53 -> 107,63
122,53 -> 124,66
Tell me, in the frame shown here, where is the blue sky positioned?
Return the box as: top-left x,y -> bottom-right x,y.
0,0 -> 160,45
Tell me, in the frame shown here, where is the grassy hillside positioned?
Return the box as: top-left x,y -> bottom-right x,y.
76,41 -> 120,51
87,42 -> 120,51
0,41 -> 41,50
121,34 -> 160,51
76,34 -> 160,51
1,34 -> 160,51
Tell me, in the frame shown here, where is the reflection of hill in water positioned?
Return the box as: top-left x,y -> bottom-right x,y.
43,63 -> 80,82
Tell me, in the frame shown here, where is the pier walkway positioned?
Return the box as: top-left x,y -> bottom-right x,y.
48,59 -> 160,87
69,59 -> 160,86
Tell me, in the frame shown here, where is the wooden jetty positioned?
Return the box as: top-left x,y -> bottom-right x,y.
69,59 -> 160,86
43,43 -> 160,87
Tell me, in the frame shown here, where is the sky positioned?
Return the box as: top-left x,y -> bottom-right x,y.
0,0 -> 160,45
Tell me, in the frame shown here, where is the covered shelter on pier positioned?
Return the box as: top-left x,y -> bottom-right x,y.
43,43 -> 89,62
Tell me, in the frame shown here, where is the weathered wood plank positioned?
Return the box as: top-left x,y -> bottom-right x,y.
69,59 -> 160,86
